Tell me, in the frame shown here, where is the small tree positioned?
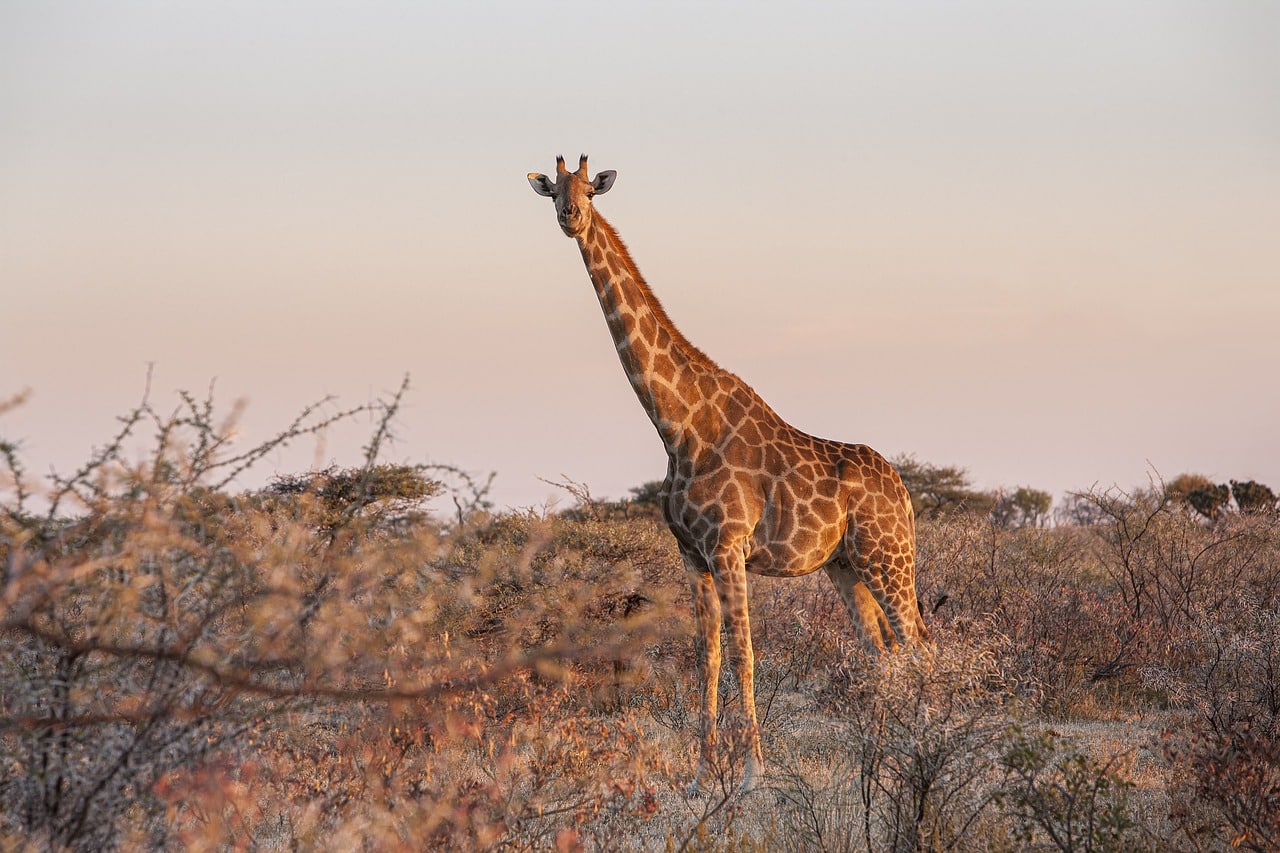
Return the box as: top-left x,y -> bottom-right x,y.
1230,480 -> 1277,515
625,480 -> 666,519
1055,492 -> 1112,527
892,454 -> 994,519
266,463 -> 443,531
991,486 -> 1053,529
1186,483 -> 1231,521
1164,473 -> 1215,506
627,479 -> 664,507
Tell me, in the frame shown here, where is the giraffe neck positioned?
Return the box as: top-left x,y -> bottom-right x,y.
575,214 -> 716,452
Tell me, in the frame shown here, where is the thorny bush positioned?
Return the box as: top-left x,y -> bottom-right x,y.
0,381 -> 675,849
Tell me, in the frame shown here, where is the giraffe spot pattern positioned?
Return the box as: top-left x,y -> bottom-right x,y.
534,168 -> 928,792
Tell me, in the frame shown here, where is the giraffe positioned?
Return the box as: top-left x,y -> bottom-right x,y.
528,155 -> 929,795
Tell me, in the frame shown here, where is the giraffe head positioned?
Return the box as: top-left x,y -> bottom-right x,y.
527,154 -> 616,238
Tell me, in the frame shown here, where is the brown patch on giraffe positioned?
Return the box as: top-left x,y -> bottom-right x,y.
722,394 -> 749,425
637,311 -> 658,342
810,496 -> 839,521
737,420 -> 763,446
718,479 -> 745,516
652,350 -> 678,382
815,476 -> 839,500
791,526 -> 819,555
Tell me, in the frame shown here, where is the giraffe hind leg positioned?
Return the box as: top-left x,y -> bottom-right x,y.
845,522 -> 925,648
824,561 -> 896,655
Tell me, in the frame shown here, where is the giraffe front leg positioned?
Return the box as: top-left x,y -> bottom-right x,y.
686,560 -> 722,797
715,547 -> 764,795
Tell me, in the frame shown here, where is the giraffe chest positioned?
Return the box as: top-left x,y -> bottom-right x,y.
664,453 -> 848,578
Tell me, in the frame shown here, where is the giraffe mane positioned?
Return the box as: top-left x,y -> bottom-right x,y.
591,213 -> 721,373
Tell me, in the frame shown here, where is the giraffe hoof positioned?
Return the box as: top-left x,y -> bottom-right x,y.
736,766 -> 763,797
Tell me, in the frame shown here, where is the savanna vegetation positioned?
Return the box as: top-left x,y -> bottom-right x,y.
2,382 -> 1277,851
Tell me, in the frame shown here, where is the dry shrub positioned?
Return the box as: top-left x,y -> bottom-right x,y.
916,515 -> 1111,716
7,380 -> 1280,850
435,509 -> 688,714
997,727 -> 1155,852
1075,487 -> 1280,700
918,493 -> 1280,720
774,639 -> 1015,852
1154,591 -> 1280,852
0,382 -> 680,850
227,681 -> 669,851
772,639 -> 1164,853
1163,724 -> 1280,853
1147,592 -> 1280,740
912,490 -> 1280,848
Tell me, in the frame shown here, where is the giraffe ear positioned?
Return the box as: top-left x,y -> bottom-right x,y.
592,170 -> 616,195
527,173 -> 556,197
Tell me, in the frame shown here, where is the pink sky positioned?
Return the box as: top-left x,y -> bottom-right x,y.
3,2 -> 1277,514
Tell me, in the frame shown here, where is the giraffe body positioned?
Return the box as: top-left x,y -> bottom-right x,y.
528,155 -> 928,794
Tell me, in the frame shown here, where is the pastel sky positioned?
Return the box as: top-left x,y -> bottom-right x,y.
3,2 -> 1278,513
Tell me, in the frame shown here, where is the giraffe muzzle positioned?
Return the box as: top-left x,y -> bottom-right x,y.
558,204 -> 583,235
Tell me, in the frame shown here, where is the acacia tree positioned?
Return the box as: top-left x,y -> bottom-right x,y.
891,454 -> 993,519
1167,475 -> 1278,520
1165,473 -> 1215,506
1187,483 -> 1232,521
991,487 -> 1053,529
1231,480 -> 1277,515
